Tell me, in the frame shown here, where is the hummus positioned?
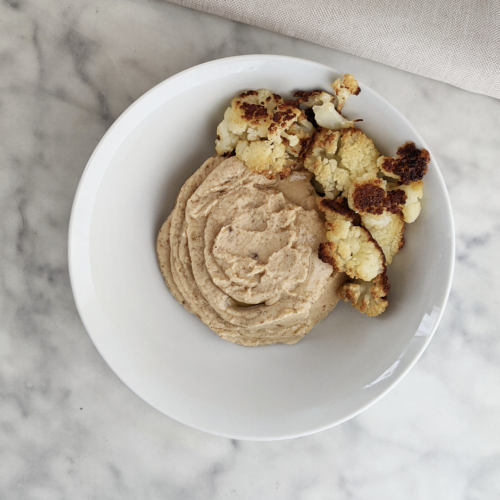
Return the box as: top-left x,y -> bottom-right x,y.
157,156 -> 344,346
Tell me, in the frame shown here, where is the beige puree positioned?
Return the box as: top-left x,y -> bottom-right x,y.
156,156 -> 343,346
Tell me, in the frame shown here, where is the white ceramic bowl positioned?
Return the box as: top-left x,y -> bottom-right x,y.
69,55 -> 454,440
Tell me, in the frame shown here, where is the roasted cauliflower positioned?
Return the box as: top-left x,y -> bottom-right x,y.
216,90 -> 278,153
377,142 -> 430,185
235,140 -> 288,177
339,272 -> 390,317
318,198 -> 385,281
332,74 -> 360,111
336,128 -> 380,190
215,90 -> 314,177
214,80 -> 428,320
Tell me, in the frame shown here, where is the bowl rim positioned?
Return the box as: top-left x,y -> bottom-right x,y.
68,54 -> 455,440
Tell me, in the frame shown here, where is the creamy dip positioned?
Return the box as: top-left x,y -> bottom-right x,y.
156,156 -> 343,346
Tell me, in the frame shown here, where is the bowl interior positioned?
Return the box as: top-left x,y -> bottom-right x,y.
70,56 -> 454,440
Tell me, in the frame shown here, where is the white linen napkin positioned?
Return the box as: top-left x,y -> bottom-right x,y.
167,0 -> 500,99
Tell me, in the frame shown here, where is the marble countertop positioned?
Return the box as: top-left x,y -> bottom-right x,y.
2,0 -> 500,498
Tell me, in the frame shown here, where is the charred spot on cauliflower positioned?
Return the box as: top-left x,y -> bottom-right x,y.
348,174 -> 406,215
339,271 -> 390,317
318,198 -> 386,281
332,74 -> 360,111
377,142 -> 430,185
215,90 -> 314,177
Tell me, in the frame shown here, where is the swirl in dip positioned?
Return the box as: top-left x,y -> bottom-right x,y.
157,156 -> 343,346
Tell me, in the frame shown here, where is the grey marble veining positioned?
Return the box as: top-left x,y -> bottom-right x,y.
1,0 -> 500,498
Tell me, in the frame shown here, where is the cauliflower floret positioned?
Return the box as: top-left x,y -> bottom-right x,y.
303,128 -> 341,199
346,174 -> 406,264
335,128 -> 380,191
333,178 -> 396,316
235,140 -> 288,178
361,212 -> 405,264
216,90 -> 280,154
377,141 -> 430,185
303,127 -> 380,197
394,181 -> 424,223
216,110 -> 240,153
339,272 -> 390,317
293,90 -> 354,130
215,90 -> 314,177
318,198 -> 385,281
332,74 -> 360,111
